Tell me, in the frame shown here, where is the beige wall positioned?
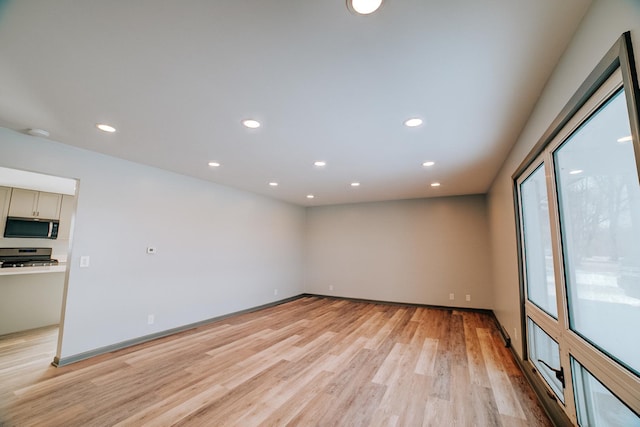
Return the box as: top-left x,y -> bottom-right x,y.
305,195 -> 494,309
487,0 -> 640,357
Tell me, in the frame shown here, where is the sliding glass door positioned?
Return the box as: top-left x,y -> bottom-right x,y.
515,34 -> 640,425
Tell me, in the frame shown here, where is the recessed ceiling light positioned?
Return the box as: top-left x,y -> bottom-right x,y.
307,194 -> 315,199
351,182 -> 361,187
96,123 -> 116,133
314,161 -> 327,167
347,0 -> 383,15
404,118 -> 423,128
431,182 -> 441,187
422,161 -> 435,167
242,119 -> 261,129
617,135 -> 632,143
208,162 -> 221,167
569,169 -> 583,175
269,182 -> 278,187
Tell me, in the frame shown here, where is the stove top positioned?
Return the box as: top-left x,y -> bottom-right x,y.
0,247 -> 58,268
0,259 -> 59,268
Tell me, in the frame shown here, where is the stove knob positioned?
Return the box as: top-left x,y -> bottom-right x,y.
19,264 -> 24,267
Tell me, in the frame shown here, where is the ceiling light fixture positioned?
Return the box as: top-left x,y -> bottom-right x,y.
351,182 -> 361,187
569,169 -> 583,175
269,182 -> 278,187
430,182 -> 441,187
96,123 -> 116,133
314,161 -> 327,167
617,135 -> 632,143
307,194 -> 315,199
347,0 -> 383,15
242,119 -> 261,129
422,161 -> 435,167
208,162 -> 221,167
404,118 -> 423,128
27,128 -> 50,138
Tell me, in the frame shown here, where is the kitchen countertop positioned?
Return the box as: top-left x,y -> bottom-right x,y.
0,263 -> 66,276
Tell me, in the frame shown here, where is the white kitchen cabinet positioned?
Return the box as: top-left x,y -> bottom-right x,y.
8,188 -> 62,219
7,188 -> 36,217
0,186 -> 11,236
56,194 -> 76,240
35,191 -> 62,218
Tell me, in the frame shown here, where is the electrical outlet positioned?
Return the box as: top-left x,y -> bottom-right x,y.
329,285 -> 334,291
147,314 -> 155,325
514,327 -> 518,341
80,256 -> 90,268
449,293 -> 454,300
466,294 -> 471,302
274,288 -> 278,296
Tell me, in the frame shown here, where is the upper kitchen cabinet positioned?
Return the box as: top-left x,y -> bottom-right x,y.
56,195 -> 76,240
9,188 -> 62,219
0,187 -> 10,236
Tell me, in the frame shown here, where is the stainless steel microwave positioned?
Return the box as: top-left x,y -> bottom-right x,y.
4,216 -> 59,239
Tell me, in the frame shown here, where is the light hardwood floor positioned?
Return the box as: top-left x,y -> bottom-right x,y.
0,296 -> 552,426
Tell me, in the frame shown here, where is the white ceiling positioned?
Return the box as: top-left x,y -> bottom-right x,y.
0,0 -> 593,206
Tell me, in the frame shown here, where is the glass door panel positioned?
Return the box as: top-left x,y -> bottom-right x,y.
527,318 -> 565,402
520,165 -> 558,318
554,89 -> 640,376
572,357 -> 640,426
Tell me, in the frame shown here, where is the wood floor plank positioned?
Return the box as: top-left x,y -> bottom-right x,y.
256,370 -> 335,426
113,383 -> 229,426
468,383 -> 504,427
423,397 -> 454,427
372,342 -> 406,385
330,309 -> 383,355
429,310 -> 453,400
463,312 -> 492,388
415,337 -> 439,376
365,308 -> 409,350
174,360 -> 295,427
371,343 -> 430,426
477,327 -> 528,420
0,296 -> 552,426
230,366 -> 333,426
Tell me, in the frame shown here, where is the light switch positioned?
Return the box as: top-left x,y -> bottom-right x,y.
146,247 -> 157,254
80,256 -> 90,268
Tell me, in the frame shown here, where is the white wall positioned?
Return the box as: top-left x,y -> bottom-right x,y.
304,196 -> 493,309
487,0 -> 640,357
0,127 -> 305,359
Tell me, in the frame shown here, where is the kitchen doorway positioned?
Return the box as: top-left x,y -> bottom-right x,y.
0,166 -> 78,364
